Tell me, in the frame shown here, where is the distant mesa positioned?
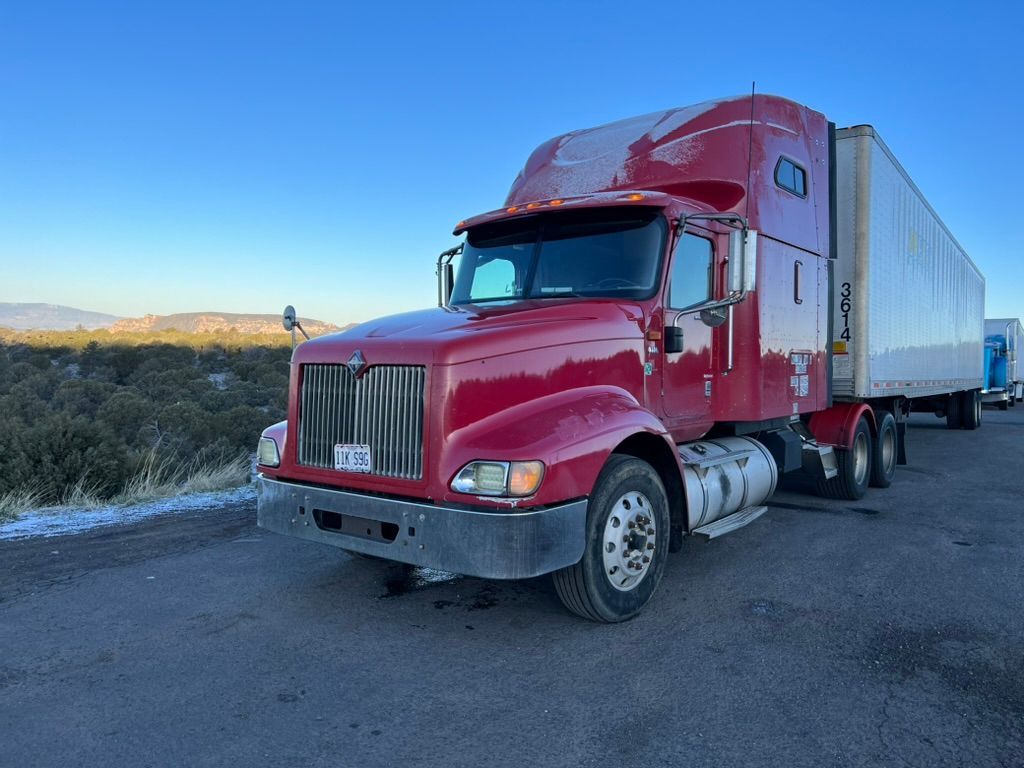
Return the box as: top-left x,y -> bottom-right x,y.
0,302 -> 122,331
1,303 -> 347,335
108,312 -> 345,335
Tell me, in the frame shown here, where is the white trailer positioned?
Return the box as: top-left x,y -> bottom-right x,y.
831,125 -> 985,429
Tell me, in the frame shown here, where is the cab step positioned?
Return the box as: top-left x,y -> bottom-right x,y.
692,505 -> 767,540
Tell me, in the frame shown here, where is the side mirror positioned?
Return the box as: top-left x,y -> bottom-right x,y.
282,305 -> 310,344
282,305 -> 297,331
441,262 -> 454,306
436,245 -> 462,307
665,325 -> 684,354
727,229 -> 758,293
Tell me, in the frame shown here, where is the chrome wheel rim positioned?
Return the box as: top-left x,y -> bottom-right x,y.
601,491 -> 656,592
881,428 -> 896,476
853,431 -> 869,486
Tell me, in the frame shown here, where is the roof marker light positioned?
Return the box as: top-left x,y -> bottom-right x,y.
625,193 -> 645,201
526,202 -> 541,209
506,206 -> 519,213
549,199 -> 564,206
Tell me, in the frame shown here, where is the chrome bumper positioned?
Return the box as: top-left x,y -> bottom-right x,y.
256,475 -> 587,579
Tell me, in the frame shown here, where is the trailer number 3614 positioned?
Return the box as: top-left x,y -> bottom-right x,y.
840,282 -> 852,341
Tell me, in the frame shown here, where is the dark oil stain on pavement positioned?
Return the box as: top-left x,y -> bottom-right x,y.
376,565 -> 508,613
378,565 -> 461,599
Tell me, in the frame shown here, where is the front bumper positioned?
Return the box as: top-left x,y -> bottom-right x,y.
256,475 -> 587,579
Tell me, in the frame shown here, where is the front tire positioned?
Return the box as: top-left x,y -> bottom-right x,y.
817,415 -> 872,500
553,455 -> 670,623
870,412 -> 897,488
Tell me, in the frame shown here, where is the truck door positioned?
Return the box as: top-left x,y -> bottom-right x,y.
661,232 -> 715,433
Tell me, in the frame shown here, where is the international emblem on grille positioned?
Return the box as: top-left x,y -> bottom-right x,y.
347,350 -> 367,377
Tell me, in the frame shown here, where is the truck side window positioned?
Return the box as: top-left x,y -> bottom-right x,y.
775,157 -> 807,197
669,234 -> 713,309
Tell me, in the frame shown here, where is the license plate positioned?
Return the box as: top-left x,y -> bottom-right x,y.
334,444 -> 372,473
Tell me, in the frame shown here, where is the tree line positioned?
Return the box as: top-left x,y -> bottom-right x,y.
0,329 -> 294,505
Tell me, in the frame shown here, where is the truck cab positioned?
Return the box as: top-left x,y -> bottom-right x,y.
255,95 -> 911,621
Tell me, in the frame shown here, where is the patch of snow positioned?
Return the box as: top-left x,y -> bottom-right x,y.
0,485 -> 256,542
207,372 -> 230,390
647,100 -> 722,142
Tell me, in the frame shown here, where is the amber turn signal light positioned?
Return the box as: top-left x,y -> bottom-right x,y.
508,461 -> 545,497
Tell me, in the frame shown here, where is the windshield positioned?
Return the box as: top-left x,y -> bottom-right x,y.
450,208 -> 667,304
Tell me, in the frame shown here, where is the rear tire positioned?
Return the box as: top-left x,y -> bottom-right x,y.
869,412 -> 897,488
817,415 -> 872,500
961,389 -> 981,430
999,398 -> 1009,411
552,455 -> 670,623
946,394 -> 962,429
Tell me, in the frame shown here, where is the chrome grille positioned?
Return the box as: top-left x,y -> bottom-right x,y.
297,364 -> 425,479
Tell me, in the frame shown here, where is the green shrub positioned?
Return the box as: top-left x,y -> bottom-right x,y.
0,329 -> 297,509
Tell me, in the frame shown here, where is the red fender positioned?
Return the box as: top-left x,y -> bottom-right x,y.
438,385 -> 676,507
809,403 -> 877,450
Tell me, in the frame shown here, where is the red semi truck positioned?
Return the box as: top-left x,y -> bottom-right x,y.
256,95 -> 984,622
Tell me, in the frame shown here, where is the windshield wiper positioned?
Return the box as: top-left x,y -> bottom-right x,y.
533,290 -> 582,298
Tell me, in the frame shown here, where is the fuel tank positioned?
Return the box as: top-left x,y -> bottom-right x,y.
677,436 -> 778,530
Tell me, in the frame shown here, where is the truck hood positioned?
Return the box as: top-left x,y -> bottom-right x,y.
294,300 -> 648,367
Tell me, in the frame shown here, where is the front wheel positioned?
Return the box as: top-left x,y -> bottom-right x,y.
553,455 -> 670,623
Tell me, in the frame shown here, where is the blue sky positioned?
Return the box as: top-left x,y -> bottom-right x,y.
1,1 -> 1021,325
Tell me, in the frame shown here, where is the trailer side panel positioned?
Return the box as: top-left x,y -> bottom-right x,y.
832,126 -> 984,400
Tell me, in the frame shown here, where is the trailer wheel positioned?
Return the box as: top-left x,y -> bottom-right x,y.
816,415 -> 872,500
999,398 -> 1009,411
945,394 -> 962,429
961,390 -> 981,430
869,412 -> 897,488
552,455 -> 670,623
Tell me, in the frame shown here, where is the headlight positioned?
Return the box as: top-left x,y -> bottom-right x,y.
451,460 -> 544,497
257,436 -> 281,468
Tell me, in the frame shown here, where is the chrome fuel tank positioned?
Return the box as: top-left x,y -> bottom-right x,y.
678,436 -> 778,530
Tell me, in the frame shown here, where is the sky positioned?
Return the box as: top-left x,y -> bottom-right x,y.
1,1 -> 1022,326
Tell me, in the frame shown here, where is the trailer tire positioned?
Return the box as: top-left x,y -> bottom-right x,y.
552,455 -> 670,623
816,416 -> 872,500
961,390 -> 981,430
999,398 -> 1009,411
945,394 -> 962,429
869,412 -> 897,488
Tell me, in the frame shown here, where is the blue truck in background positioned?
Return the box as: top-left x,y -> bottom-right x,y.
983,318 -> 1023,410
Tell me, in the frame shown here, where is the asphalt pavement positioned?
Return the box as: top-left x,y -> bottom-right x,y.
2,408 -> 1022,768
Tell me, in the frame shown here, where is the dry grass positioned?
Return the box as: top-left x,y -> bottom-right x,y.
0,452 -> 252,523
115,451 -> 251,504
0,487 -> 48,522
